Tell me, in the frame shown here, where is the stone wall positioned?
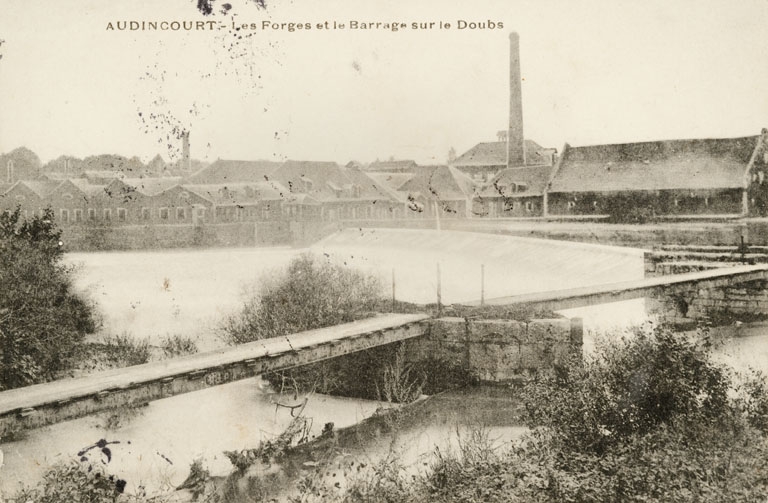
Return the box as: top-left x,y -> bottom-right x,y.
61,222 -> 259,250
59,220 -> 334,250
644,251 -> 768,324
647,278 -> 768,325
407,317 -> 583,383
643,251 -> 722,277
687,279 -> 768,319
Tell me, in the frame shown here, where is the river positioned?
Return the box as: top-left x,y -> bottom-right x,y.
2,229 -> 766,498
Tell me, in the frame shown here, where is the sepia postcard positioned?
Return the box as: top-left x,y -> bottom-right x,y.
1,0 -> 768,501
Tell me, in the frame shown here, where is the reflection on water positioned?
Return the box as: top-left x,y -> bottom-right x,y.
710,326 -> 768,375
5,234 -> 768,497
0,378 -> 386,495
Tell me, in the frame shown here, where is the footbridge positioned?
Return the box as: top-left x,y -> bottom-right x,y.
469,264 -> 768,314
3,264 -> 768,437
0,313 -> 428,437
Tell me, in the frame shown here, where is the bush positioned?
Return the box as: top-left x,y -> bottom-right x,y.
160,334 -> 198,357
0,207 -> 97,390
522,325 -> 731,454
293,324 -> 768,502
222,253 -> 390,396
504,324 -> 768,502
99,333 -> 152,367
12,460 -> 128,503
377,344 -> 424,404
221,253 -> 383,345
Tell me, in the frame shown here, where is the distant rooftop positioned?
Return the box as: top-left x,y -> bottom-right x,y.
452,140 -> 555,168
549,135 -> 762,194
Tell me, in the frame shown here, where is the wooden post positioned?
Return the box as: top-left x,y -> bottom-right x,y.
740,235 -> 747,264
480,263 -> 485,306
391,268 -> 396,312
436,262 -> 442,315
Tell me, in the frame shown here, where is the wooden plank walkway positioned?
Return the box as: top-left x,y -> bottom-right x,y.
0,313 -> 429,435
468,264 -> 768,311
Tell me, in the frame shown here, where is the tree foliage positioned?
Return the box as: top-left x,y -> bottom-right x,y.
522,326 -> 731,454
291,325 -> 768,502
12,461 -> 127,503
0,207 -> 97,390
221,253 -> 429,398
221,253 -> 383,344
418,325 -> 768,502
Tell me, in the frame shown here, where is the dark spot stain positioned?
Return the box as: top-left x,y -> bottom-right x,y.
197,0 -> 214,15
221,3 -> 232,13
352,61 -> 361,73
250,0 -> 267,9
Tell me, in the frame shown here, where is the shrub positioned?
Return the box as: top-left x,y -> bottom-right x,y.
0,207 -> 97,390
221,253 -> 383,344
377,344 -> 424,404
502,324 -> 768,502
99,333 -> 152,367
160,334 -> 198,357
222,253 -> 387,395
12,460 -> 128,503
521,325 -> 731,454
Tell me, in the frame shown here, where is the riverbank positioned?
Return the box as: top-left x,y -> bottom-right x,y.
179,384 -> 527,502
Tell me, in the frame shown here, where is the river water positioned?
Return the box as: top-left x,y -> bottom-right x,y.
2,230 -> 767,498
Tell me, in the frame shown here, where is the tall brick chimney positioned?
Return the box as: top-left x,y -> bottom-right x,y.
507,32 -> 526,167
181,130 -> 191,171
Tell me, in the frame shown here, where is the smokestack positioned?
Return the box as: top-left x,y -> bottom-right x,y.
181,130 -> 191,171
507,32 -> 526,167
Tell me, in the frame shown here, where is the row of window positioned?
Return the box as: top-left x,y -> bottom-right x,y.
56,207 -> 202,223
564,196 -> 715,210
502,200 -> 535,212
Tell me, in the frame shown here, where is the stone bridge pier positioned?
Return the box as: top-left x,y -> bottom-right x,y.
647,278 -> 768,325
644,253 -> 768,325
406,316 -> 584,383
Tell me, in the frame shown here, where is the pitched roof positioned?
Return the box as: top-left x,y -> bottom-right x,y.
452,142 -> 506,167
399,165 -> 476,201
183,181 -> 289,205
81,154 -> 145,174
342,168 -> 401,202
478,166 -> 553,198
548,135 -> 761,194
187,159 -> 280,184
66,178 -> 107,196
367,172 -> 414,192
84,170 -> 125,180
452,140 -> 555,168
17,180 -> 61,198
56,178 -> 106,197
120,177 -> 183,196
365,160 -> 418,172
270,160 -> 352,201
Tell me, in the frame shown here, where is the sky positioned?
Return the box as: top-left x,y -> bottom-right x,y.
1,0 -> 767,165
